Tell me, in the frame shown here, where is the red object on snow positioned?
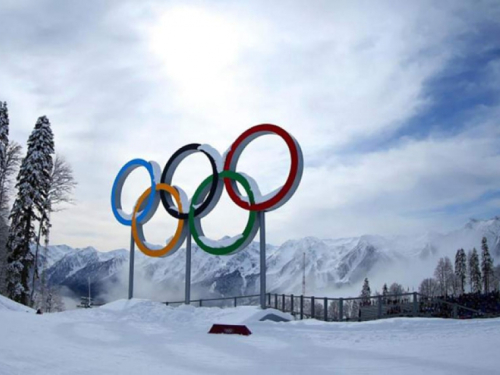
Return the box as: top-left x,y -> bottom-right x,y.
208,324 -> 252,336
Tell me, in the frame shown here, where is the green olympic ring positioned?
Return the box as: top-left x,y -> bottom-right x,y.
189,170 -> 259,256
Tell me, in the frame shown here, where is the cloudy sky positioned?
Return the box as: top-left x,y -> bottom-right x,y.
0,0 -> 499,251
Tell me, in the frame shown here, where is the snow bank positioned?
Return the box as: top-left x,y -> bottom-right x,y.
0,294 -> 34,313
99,299 -> 290,326
1,297 -> 500,374
99,298 -> 151,312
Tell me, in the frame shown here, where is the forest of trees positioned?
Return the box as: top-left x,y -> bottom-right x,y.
0,102 -> 76,311
418,237 -> 499,297
358,280 -> 407,302
359,236 -> 500,303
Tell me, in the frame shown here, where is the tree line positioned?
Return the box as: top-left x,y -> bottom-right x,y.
358,236 -> 499,303
419,237 -> 499,297
0,102 -> 76,310
359,278 -> 407,305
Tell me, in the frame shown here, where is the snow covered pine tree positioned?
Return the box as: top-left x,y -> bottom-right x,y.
360,278 -> 371,305
481,237 -> 494,293
0,102 -> 9,293
455,249 -> 467,295
469,248 -> 482,294
382,283 -> 388,303
6,116 -> 54,306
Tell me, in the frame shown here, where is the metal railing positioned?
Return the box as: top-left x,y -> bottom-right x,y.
266,292 -> 485,321
165,292 -> 487,321
165,294 -> 261,308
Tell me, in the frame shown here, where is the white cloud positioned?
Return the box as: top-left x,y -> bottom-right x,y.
0,0 -> 498,250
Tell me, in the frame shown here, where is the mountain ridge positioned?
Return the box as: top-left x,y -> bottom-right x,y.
44,217 -> 500,302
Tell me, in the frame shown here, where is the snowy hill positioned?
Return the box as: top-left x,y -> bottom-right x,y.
0,294 -> 34,313
44,217 -> 500,302
0,297 -> 499,374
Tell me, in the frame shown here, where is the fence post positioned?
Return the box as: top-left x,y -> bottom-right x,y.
267,293 -> 271,307
311,296 -> 315,318
282,294 -> 286,312
413,292 -> 418,317
275,294 -> 278,309
324,297 -> 328,322
199,299 -> 203,307
377,295 -> 382,319
453,304 -> 458,319
300,295 -> 304,320
291,294 -> 294,315
128,232 -> 135,300
234,297 -> 237,307
339,298 -> 343,322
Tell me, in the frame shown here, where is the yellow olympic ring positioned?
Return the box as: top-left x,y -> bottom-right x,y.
132,183 -> 185,257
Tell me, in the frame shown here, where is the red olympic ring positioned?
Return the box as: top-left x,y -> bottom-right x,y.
224,124 -> 303,212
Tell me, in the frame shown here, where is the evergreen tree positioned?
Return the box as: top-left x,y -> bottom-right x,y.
6,116 -> 54,305
0,102 -> 21,295
481,237 -> 494,293
360,278 -> 371,305
469,248 -> 482,293
0,102 -> 8,165
0,142 -> 22,295
454,248 -> 467,295
382,283 -> 388,303
0,102 -> 9,293
493,265 -> 500,292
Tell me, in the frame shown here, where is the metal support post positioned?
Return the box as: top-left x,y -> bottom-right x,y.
300,295 -> 304,320
234,297 -> 237,307
311,296 -> 315,318
259,211 -> 267,309
378,295 -> 382,319
412,292 -> 418,316
324,297 -> 328,322
128,232 -> 135,300
275,294 -> 278,309
185,228 -> 192,305
282,294 -> 286,311
291,295 -> 294,315
339,298 -> 343,322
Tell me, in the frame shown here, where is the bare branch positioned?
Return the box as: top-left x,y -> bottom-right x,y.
0,141 -> 22,217
48,154 -> 77,212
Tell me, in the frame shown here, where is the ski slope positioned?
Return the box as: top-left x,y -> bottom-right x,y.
0,297 -> 499,374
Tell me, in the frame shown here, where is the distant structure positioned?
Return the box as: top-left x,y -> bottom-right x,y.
302,252 -> 306,296
78,296 -> 93,309
78,277 -> 93,308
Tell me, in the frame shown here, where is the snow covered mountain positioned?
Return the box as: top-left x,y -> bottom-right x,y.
44,217 -> 500,302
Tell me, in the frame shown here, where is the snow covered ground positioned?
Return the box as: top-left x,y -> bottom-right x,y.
0,296 -> 499,375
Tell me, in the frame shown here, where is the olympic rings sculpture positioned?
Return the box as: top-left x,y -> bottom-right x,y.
111,124 -> 303,258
